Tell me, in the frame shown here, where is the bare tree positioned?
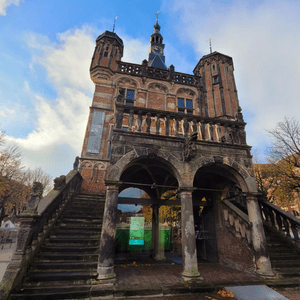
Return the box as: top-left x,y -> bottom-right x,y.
0,131 -> 53,225
267,117 -> 300,192
266,117 -> 300,212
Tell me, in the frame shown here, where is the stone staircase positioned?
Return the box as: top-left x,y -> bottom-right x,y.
10,194 -> 105,300
265,225 -> 300,280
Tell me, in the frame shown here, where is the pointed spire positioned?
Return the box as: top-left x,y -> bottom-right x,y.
148,12 -> 167,70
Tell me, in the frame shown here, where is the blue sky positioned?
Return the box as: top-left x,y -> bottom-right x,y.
1,0 -> 300,179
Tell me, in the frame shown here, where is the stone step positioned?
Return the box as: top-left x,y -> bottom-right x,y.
11,193 -> 105,299
270,254 -> 300,261
37,253 -> 98,262
59,218 -> 103,225
49,233 -> 101,239
268,246 -> 295,254
23,271 -> 97,283
45,237 -> 100,246
55,225 -> 102,231
31,261 -> 97,271
41,245 -> 99,253
62,212 -> 103,218
60,214 -> 103,221
274,268 -> 300,278
22,278 -> 91,288
271,260 -> 300,268
57,223 -> 102,231
10,285 -> 91,300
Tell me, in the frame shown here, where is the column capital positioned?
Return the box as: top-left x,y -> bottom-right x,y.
245,192 -> 260,200
104,180 -> 122,188
178,187 -> 197,194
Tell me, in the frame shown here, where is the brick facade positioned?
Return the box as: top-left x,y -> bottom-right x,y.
78,26 -> 267,274
80,30 -> 241,194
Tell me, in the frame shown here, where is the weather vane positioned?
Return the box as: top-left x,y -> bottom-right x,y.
155,9 -> 161,24
113,16 -> 118,32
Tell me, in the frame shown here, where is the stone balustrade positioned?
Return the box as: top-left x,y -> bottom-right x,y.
258,197 -> 300,242
117,60 -> 200,86
222,199 -> 252,248
0,170 -> 82,300
115,103 -> 247,146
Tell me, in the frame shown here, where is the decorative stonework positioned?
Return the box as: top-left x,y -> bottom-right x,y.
25,182 -> 44,213
183,132 -> 198,161
115,77 -> 139,89
147,82 -> 169,93
54,175 -> 66,190
80,160 -> 108,170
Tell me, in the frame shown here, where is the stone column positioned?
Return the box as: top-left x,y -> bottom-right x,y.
97,181 -> 121,283
152,205 -> 165,260
180,189 -> 202,281
246,194 -> 274,277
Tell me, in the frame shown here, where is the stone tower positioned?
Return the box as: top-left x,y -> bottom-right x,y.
79,21 -> 273,283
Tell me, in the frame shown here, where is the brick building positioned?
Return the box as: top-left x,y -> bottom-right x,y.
79,20 -> 273,282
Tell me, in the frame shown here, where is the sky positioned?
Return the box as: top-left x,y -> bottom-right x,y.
1,0 -> 300,180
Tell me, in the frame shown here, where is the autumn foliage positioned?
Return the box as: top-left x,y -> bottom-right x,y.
0,131 -> 52,224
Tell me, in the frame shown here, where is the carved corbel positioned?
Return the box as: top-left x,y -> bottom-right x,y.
183,132 -> 198,162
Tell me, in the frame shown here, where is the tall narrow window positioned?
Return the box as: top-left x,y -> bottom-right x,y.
86,111 -> 105,154
177,98 -> 193,114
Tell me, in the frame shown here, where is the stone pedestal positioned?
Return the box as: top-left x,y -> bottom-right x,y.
246,194 -> 274,277
180,189 -> 202,281
97,182 -> 121,283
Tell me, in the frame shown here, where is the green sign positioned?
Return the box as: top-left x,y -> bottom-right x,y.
129,217 -> 144,245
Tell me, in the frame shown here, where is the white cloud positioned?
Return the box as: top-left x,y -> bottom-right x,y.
0,106 -> 15,117
7,26 -> 150,177
0,0 -> 21,15
7,27 -> 95,176
122,36 -> 149,64
168,0 -> 300,154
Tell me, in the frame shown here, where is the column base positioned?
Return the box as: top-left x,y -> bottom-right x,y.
181,271 -> 203,281
154,254 -> 166,261
255,269 -> 275,278
255,258 -> 274,278
97,266 -> 116,284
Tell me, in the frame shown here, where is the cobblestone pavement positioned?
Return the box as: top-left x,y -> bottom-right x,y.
115,262 -> 265,286
274,288 -> 300,300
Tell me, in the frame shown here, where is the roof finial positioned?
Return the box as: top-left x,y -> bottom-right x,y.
155,9 -> 161,24
113,16 -> 118,32
209,37 -> 213,54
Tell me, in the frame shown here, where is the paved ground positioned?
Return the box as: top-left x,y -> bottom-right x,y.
1,247 -> 300,299
115,261 -> 264,286
0,243 -> 16,282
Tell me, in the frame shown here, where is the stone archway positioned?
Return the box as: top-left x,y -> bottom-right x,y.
192,162 -> 249,264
